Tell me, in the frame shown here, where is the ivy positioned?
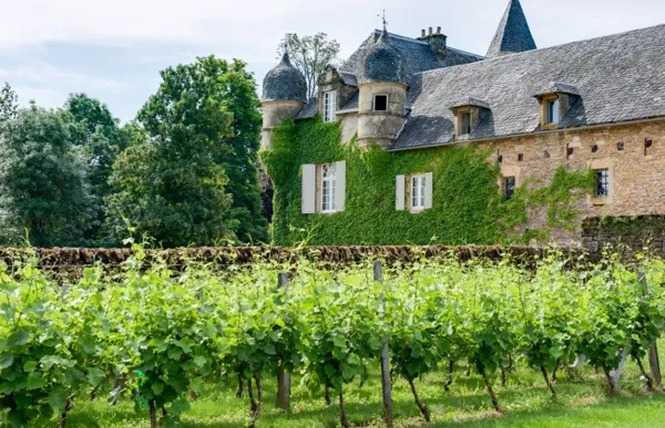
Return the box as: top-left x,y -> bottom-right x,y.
261,117 -> 593,246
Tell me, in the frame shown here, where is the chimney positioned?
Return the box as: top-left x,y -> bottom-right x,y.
417,25 -> 447,59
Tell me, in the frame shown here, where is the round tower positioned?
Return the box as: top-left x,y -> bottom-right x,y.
357,29 -> 407,148
261,52 -> 307,149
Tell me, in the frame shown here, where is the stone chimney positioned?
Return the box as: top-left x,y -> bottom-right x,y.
418,26 -> 447,60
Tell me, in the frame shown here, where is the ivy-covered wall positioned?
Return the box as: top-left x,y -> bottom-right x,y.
261,118 -> 593,246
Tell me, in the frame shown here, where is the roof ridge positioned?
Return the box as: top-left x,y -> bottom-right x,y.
417,23 -> 665,77
370,29 -> 484,59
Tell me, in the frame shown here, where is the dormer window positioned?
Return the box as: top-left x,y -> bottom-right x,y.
373,94 -> 389,112
460,112 -> 472,135
323,90 -> 337,122
450,98 -> 490,139
546,98 -> 560,125
535,82 -> 580,130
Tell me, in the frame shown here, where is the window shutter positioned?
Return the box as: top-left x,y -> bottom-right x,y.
395,175 -> 406,211
301,164 -> 316,214
424,172 -> 433,209
335,161 -> 346,212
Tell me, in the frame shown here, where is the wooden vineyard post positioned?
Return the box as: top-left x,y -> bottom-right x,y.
374,261 -> 394,427
276,273 -> 291,411
640,271 -> 662,389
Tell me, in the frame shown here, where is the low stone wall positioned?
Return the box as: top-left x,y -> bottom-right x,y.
582,216 -> 665,254
0,245 -> 587,272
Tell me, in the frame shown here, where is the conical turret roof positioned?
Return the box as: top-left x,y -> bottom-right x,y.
486,0 -> 537,58
262,52 -> 307,102
360,28 -> 406,84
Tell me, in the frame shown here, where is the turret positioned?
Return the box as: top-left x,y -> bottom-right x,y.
261,52 -> 307,149
357,28 -> 407,148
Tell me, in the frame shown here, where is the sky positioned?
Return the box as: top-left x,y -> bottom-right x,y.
0,0 -> 663,122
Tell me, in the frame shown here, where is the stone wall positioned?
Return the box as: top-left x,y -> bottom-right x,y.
582,216 -> 665,254
479,119 -> 665,246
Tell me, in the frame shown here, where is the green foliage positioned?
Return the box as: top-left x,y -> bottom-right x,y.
0,105 -> 94,247
107,56 -> 267,246
262,118 -> 593,246
278,33 -> 340,100
0,83 -> 18,124
64,94 -> 132,245
1,248 -> 665,426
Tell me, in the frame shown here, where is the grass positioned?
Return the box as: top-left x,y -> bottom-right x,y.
62,345 -> 664,428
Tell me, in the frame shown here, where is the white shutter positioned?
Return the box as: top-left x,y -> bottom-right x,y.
301,164 -> 316,214
424,172 -> 433,209
395,175 -> 406,211
335,161 -> 346,212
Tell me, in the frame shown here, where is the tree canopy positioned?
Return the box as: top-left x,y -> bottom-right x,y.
0,104 -> 94,247
278,33 -> 340,101
106,56 -> 267,246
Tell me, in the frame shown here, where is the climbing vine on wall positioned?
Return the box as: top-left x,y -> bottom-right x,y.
261,118 -> 593,246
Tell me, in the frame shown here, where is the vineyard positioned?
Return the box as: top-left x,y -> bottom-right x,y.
1,245 -> 664,428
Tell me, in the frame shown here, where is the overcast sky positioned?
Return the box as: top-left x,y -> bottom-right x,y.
0,0 -> 663,122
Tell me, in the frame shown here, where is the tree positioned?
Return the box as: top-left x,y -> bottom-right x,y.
134,56 -> 267,244
107,57 -> 267,246
0,105 -> 94,247
64,94 -> 130,245
0,82 -> 18,124
278,33 -> 341,101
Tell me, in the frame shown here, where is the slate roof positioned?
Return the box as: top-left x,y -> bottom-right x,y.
262,52 -> 307,103
486,0 -> 537,58
391,24 -> 665,151
359,29 -> 406,84
340,30 -> 484,85
296,97 -> 319,119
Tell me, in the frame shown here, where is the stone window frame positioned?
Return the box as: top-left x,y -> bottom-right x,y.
454,106 -> 474,138
499,165 -> 522,198
587,159 -> 615,206
538,93 -> 572,131
373,94 -> 389,112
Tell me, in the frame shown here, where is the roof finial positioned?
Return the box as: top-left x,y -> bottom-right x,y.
280,40 -> 291,65
378,9 -> 388,34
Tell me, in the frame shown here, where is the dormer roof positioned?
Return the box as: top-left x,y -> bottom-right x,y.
486,0 -> 537,58
451,97 -> 491,111
534,82 -> 581,98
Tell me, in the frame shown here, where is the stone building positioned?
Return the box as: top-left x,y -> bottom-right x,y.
261,0 -> 665,248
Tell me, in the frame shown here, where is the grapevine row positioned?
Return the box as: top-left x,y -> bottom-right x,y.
0,246 -> 664,427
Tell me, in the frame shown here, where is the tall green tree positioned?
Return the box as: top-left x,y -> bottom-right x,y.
278,33 -> 341,100
0,83 -> 18,124
129,56 -> 267,244
64,94 -> 130,245
107,57 -> 267,246
0,105 -> 93,247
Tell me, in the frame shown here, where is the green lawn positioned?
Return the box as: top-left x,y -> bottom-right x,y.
62,344 -> 665,428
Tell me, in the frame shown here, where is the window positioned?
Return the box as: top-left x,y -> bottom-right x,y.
460,112 -> 472,135
410,175 -> 426,210
373,94 -> 389,112
320,164 -> 337,212
504,177 -> 516,200
594,169 -> 609,198
546,98 -> 560,125
323,90 -> 337,122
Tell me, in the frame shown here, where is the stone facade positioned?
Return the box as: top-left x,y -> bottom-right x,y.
478,119 -> 665,245
260,0 -> 665,247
